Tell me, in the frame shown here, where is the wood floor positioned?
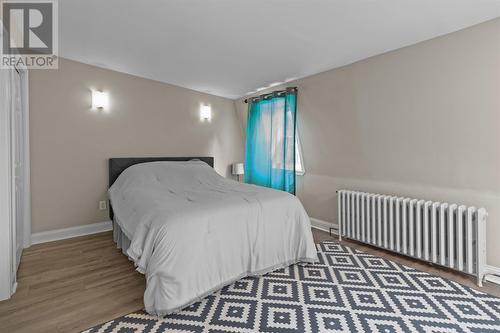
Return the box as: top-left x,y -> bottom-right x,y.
0,232 -> 145,333
0,229 -> 498,333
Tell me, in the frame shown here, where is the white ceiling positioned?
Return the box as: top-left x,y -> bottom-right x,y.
60,0 -> 500,99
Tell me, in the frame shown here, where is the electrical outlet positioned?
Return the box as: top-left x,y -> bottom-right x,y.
99,200 -> 107,210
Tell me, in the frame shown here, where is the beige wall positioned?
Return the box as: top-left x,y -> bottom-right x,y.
30,58 -> 244,233
236,18 -> 500,266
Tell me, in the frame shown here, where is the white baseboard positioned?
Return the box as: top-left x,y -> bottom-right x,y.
485,265 -> 500,285
31,220 -> 112,245
310,217 -> 338,235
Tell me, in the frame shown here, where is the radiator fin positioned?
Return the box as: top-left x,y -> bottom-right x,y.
337,190 -> 487,286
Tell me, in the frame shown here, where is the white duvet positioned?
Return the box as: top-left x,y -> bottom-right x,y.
109,160 -> 317,316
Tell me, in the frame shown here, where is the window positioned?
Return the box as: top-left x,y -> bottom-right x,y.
275,132 -> 305,175
295,135 -> 305,175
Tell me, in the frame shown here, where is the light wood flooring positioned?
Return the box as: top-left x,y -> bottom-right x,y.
0,229 -> 498,333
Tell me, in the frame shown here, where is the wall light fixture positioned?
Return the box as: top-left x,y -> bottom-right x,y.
200,104 -> 211,121
92,90 -> 109,110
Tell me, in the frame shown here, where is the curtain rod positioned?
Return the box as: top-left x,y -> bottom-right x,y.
244,87 -> 297,103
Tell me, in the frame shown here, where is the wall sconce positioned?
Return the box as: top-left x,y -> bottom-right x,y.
200,104 -> 211,121
92,90 -> 109,110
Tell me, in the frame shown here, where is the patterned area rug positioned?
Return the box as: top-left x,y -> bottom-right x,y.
82,241 -> 500,333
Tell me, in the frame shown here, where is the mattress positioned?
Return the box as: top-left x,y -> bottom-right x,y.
109,160 -> 317,315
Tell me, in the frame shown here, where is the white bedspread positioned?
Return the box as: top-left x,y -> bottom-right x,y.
109,160 -> 317,315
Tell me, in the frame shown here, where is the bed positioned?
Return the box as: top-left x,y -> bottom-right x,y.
108,157 -> 318,316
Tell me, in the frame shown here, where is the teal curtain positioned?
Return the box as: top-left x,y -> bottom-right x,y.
244,89 -> 297,194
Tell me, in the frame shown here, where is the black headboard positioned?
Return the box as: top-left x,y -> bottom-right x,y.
108,156 -> 214,220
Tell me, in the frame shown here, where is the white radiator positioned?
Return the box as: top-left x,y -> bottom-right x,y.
337,190 -> 488,286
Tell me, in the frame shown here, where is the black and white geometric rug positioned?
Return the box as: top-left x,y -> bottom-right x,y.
83,241 -> 500,333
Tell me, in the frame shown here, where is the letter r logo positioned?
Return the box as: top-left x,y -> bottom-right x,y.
2,1 -> 53,55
